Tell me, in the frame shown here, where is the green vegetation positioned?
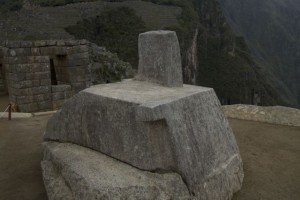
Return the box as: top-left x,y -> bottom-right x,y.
0,0 -> 22,13
30,0 -> 96,7
91,45 -> 133,84
66,7 -> 147,68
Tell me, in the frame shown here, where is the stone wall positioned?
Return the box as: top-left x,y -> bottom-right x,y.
0,40 -> 91,112
0,47 -> 8,95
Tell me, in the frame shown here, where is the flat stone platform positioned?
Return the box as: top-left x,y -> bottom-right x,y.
85,79 -> 211,104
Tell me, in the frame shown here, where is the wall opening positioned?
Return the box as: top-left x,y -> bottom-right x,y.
55,55 -> 69,84
50,59 -> 58,85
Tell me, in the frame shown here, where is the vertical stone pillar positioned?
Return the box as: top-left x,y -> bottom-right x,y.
135,30 -> 183,87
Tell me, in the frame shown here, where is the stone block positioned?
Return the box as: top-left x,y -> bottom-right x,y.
40,63 -> 50,72
32,80 -> 40,87
70,45 -> 89,54
34,41 -> 47,47
65,40 -> 80,46
80,39 -> 88,45
33,94 -> 52,102
52,92 -> 65,101
17,95 -> 34,104
45,80 -> 244,199
15,64 -> 31,73
135,31 -> 183,87
31,48 -> 41,56
7,72 -> 26,81
40,79 -> 51,86
31,86 -> 51,95
9,95 -> 17,103
51,84 -> 71,93
30,64 -> 41,73
42,32 -> 243,199
11,88 -> 32,96
18,102 -> 38,112
6,41 -> 21,48
55,47 -> 68,55
42,142 -> 190,200
13,80 -> 33,89
9,49 -> 17,57
35,56 -> 49,63
46,41 -> 57,46
68,58 -> 89,67
7,57 -> 18,64
13,48 -> 26,56
40,47 -> 56,56
38,101 -> 52,110
26,72 -> 50,80
56,41 -> 65,46
20,41 -> 33,48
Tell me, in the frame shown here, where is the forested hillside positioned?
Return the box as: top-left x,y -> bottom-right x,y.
220,0 -> 300,107
1,0 -> 296,107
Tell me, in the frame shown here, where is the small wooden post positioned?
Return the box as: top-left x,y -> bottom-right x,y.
8,103 -> 11,121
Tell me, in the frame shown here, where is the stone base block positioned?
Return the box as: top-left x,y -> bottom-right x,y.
42,142 -> 190,200
44,79 -> 243,199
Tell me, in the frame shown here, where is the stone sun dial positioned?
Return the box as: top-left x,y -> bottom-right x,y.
42,31 -> 243,200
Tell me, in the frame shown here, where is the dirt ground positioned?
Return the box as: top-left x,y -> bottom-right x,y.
0,115 -> 299,200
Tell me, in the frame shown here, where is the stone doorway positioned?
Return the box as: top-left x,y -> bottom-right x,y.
50,59 -> 57,85
51,55 -> 70,85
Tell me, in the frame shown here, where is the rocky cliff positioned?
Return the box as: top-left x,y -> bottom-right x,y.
220,0 -> 300,108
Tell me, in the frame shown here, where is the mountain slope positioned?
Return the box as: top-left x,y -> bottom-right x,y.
220,0 -> 300,107
0,0 -> 292,107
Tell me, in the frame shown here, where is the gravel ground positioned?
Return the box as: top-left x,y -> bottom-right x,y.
0,115 -> 299,200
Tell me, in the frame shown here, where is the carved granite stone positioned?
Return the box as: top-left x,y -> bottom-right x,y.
42,31 -> 243,200
135,30 -> 183,87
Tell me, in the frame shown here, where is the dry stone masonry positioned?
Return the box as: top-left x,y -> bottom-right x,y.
0,40 -> 90,112
0,40 -> 131,112
42,31 -> 244,200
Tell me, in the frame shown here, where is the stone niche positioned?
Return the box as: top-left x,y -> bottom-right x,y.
42,31 -> 244,200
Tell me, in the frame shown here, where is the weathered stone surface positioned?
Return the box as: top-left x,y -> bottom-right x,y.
42,142 -> 190,200
18,102 -> 38,112
38,101 -> 53,110
1,39 -> 131,112
223,104 -> 300,127
51,85 -> 71,93
44,79 -> 243,199
135,31 -> 183,87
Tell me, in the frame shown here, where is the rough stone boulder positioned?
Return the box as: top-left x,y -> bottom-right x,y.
42,142 -> 190,200
42,30 -> 243,199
